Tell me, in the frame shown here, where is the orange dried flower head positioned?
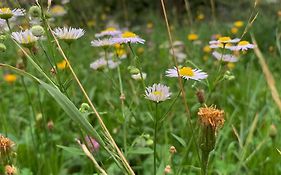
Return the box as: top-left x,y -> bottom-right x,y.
198,105 -> 224,131
0,135 -> 15,155
5,165 -> 17,175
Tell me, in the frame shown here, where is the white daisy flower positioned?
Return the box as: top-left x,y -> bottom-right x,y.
107,59 -> 121,69
229,41 -> 255,51
145,83 -> 171,103
0,8 -> 25,20
212,51 -> 238,62
209,36 -> 240,45
50,5 -> 67,17
91,38 -> 115,47
95,27 -> 122,38
11,29 -> 38,47
112,31 -> 145,44
131,72 -> 147,80
90,58 -> 107,70
173,52 -> 187,63
209,43 -> 233,50
166,66 -> 208,81
53,27 -> 85,41
62,0 -> 70,4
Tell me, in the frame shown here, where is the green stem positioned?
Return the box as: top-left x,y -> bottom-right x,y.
201,150 -> 210,175
153,103 -> 158,175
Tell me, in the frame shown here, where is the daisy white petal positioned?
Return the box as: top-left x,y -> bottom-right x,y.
95,27 -> 122,38
112,31 -> 145,44
91,38 -> 115,47
54,27 -> 85,41
145,83 -> 171,103
90,58 -> 107,70
11,29 -> 38,47
166,66 -> 208,81
212,51 -> 238,62
230,41 -> 255,51
107,59 -> 121,69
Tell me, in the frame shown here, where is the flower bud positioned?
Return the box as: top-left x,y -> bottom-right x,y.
169,146 -> 177,154
0,43 -> 7,52
196,89 -> 205,104
79,103 -> 90,113
29,6 -> 42,18
31,25 -> 45,37
0,35 -> 7,41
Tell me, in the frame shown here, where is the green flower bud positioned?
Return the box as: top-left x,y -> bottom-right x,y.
29,6 -> 42,18
128,66 -> 140,74
31,25 -> 45,37
0,35 -> 7,41
0,43 -> 7,52
79,103 -> 91,113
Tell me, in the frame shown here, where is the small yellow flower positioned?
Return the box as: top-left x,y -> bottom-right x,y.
231,27 -> 238,34
87,20 -> 96,27
4,74 -> 17,84
57,60 -> 68,70
137,47 -> 145,54
187,33 -> 199,41
227,62 -> 235,70
146,22 -> 153,29
203,45 -> 211,53
116,48 -> 126,57
234,21 -> 244,28
196,13 -> 205,20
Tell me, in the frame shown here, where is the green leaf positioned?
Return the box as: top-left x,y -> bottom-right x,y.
128,147 -> 153,155
171,133 -> 186,147
57,145 -> 85,156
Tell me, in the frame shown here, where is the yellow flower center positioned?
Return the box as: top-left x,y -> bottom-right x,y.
218,37 -> 231,43
179,67 -> 194,77
122,31 -> 137,38
50,5 -> 66,14
203,45 -> 211,53
238,41 -> 249,46
188,33 -> 198,41
0,8 -> 12,14
104,27 -> 116,32
153,91 -> 163,96
4,74 -> 17,83
234,21 -> 244,28
57,60 -> 68,70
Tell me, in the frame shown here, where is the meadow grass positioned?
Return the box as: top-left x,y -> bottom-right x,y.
0,0 -> 281,175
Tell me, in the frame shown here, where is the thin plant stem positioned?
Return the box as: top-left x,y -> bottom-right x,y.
153,103 -> 158,175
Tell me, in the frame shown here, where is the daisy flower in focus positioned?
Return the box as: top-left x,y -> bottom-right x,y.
212,51 -> 238,62
166,66 -> 208,81
0,8 -> 25,20
209,36 -> 240,45
131,72 -> 147,80
90,58 -> 107,70
230,41 -> 255,51
91,38 -> 115,47
95,27 -> 121,38
53,27 -> 85,42
113,31 -> 145,44
11,29 -> 38,47
145,83 -> 171,103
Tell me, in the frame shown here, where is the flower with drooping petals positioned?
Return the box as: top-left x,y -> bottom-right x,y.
212,51 -> 238,62
0,8 -> 25,20
145,83 -> 171,103
53,27 -> 85,42
113,31 -> 145,44
166,66 -> 208,81
230,41 -> 255,51
11,29 -> 38,47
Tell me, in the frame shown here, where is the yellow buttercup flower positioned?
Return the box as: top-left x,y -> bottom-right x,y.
231,27 -> 238,34
57,60 -> 68,70
187,33 -> 199,41
203,45 -> 211,53
4,74 -> 17,83
234,21 -> 244,28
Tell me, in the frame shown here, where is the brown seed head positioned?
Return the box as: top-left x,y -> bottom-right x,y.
5,165 -> 17,175
0,135 -> 14,154
198,105 -> 224,131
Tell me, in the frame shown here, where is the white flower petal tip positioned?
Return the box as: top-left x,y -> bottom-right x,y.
53,27 -> 85,40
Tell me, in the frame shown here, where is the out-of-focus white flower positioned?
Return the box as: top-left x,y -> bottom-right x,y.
91,38 -> 115,47
145,83 -> 171,103
0,8 -> 25,20
62,0 -> 70,4
212,51 -> 238,62
95,27 -> 122,38
50,5 -> 67,17
112,31 -> 145,44
53,27 -> 85,41
131,72 -> 147,80
107,59 -> 121,69
11,29 -> 38,47
90,58 -> 107,70
166,66 -> 208,81
173,52 -> 187,63
229,41 -> 255,51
